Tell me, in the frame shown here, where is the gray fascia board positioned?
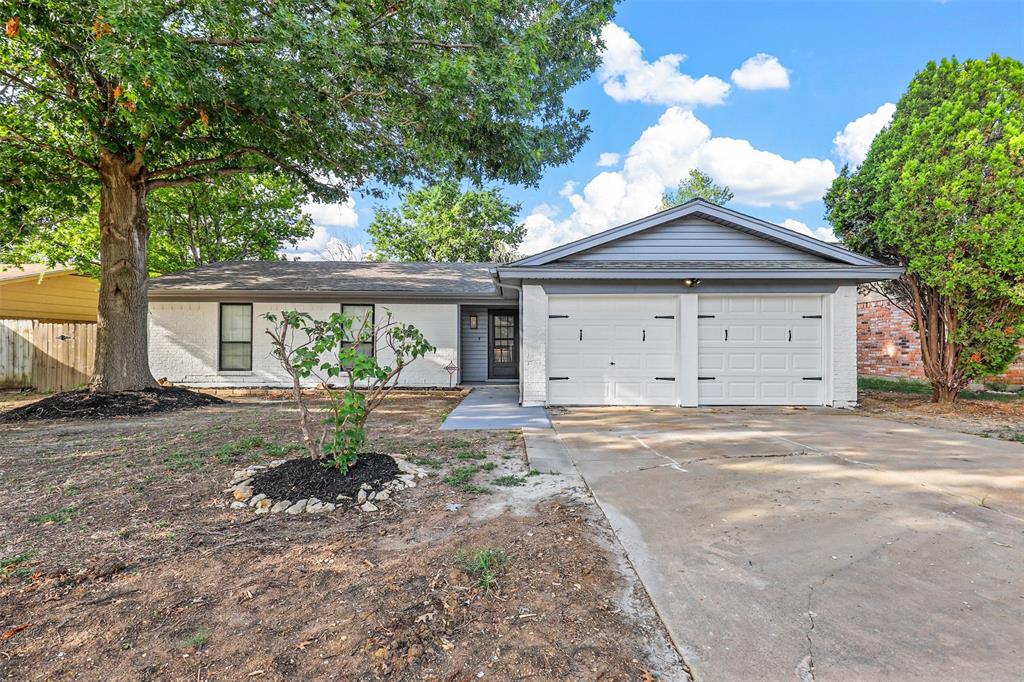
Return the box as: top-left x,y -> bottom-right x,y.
496,266 -> 904,282
147,288 -> 506,304
511,199 -> 881,267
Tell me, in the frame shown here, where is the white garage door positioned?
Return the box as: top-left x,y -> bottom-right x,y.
548,296 -> 677,406
698,295 -> 824,405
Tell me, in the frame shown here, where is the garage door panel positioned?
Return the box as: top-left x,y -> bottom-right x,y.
547,296 -> 678,406
698,295 -> 824,406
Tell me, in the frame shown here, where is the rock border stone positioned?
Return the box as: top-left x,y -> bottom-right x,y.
222,455 -> 428,515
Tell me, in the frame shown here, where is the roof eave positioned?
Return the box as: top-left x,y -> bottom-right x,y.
148,287 -> 505,302
495,266 -> 904,282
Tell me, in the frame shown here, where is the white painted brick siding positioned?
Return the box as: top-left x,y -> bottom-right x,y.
149,301 -> 457,388
520,284 -> 548,406
830,285 -> 858,407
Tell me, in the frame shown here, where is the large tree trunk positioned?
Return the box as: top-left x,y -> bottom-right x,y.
91,150 -> 158,393
905,274 -> 964,404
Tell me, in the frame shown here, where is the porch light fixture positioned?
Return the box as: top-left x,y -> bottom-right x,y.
469,314 -> 478,329
684,278 -> 701,288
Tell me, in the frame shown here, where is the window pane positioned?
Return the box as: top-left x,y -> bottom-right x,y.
220,304 -> 252,342
220,342 -> 251,370
342,305 -> 374,350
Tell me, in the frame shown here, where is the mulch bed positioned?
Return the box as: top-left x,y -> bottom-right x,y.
251,453 -> 401,501
0,386 -> 225,422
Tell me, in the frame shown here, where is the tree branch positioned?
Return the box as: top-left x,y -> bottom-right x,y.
186,37 -> 264,46
146,166 -> 256,190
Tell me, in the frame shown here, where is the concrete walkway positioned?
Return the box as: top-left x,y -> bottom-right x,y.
553,406 -> 1024,681
440,385 -> 551,430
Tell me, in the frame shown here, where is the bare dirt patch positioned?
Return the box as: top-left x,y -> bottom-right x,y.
0,392 -> 685,680
857,389 -> 1024,441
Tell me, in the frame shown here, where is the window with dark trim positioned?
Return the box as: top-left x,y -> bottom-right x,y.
342,304 -> 375,357
219,303 -> 253,371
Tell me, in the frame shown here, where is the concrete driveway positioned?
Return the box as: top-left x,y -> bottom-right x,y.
552,406 -> 1024,681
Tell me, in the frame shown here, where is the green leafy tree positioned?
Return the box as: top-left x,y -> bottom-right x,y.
369,180 -> 523,262
660,169 -> 734,209
5,174 -> 313,275
0,0 -> 613,392
264,309 -> 434,471
825,55 -> 1024,403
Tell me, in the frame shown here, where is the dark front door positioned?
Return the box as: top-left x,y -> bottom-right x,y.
488,310 -> 518,379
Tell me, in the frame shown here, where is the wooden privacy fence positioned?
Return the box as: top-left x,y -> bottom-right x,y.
0,319 -> 96,392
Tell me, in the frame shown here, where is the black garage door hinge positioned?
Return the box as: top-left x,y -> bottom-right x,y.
802,377 -> 823,381
549,376 -> 569,381
697,376 -> 716,381
549,314 -> 569,319
697,314 -> 715,319
802,315 -> 822,319
655,377 -> 675,381
654,315 -> 675,319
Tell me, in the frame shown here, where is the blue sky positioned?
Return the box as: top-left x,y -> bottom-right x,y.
289,0 -> 1023,260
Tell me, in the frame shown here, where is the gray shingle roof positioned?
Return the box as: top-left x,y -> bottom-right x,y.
149,261 -> 499,297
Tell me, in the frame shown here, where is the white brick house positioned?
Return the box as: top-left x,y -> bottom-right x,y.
148,200 -> 901,407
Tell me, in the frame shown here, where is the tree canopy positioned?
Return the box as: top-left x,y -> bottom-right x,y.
368,181 -> 523,262
0,0 -> 614,391
825,55 -> 1024,402
5,174 -> 313,275
660,169 -> 734,209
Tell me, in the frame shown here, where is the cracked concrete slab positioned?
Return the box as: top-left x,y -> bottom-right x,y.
554,406 -> 1024,681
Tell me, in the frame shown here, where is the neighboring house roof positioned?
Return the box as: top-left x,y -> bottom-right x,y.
0,264 -> 98,322
148,260 -> 504,301
0,263 -> 75,284
508,199 -> 885,268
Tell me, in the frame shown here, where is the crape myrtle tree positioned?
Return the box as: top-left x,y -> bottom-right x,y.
825,55 -> 1024,403
5,174 -> 314,275
368,180 -> 524,262
0,0 -> 614,392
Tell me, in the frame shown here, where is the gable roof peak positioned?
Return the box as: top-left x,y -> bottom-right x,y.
510,201 -> 881,267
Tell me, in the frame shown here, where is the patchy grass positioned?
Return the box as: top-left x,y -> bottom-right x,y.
163,450 -> 206,472
30,506 -> 79,525
1,550 -> 35,579
859,376 -> 1024,402
182,627 -> 210,649
493,474 -> 526,487
455,450 -> 488,461
444,465 -> 480,485
455,548 -> 510,591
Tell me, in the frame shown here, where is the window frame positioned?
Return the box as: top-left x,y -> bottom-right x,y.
218,302 -> 254,372
342,303 -> 376,358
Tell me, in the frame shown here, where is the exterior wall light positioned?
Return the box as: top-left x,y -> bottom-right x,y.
684,278 -> 701,288
469,314 -> 478,329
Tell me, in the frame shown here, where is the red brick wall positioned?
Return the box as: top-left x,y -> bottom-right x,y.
857,299 -> 1024,385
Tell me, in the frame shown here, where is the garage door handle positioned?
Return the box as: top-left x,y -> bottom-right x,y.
579,329 -> 583,341
724,329 -> 728,342
698,376 -> 716,381
788,330 -> 792,342
549,376 -> 569,381
802,377 -> 822,381
642,329 -> 646,342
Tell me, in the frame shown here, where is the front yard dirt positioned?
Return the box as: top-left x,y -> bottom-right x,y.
857,389 -> 1024,441
0,392 -> 685,681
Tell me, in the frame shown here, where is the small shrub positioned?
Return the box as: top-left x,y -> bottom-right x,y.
493,474 -> 525,487
455,548 -> 510,591
265,309 -> 434,472
30,506 -> 78,525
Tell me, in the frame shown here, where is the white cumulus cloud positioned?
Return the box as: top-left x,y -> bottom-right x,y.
781,219 -> 837,243
833,102 -> 896,166
730,54 -> 791,90
596,152 -> 621,167
598,23 -> 731,107
302,198 -> 359,229
519,107 -> 838,255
